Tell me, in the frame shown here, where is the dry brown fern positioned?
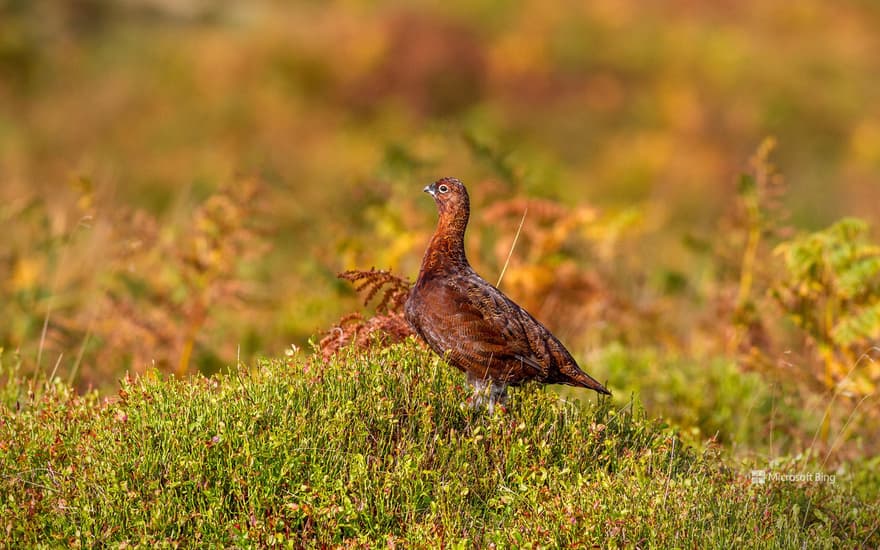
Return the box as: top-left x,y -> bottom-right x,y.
318,311 -> 413,362
338,268 -> 412,313
320,268 -> 414,360
43,178 -> 271,384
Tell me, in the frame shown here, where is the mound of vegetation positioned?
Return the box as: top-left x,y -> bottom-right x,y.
1,343 -> 876,547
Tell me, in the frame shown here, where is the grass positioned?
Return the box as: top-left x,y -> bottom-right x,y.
1,341 -> 877,547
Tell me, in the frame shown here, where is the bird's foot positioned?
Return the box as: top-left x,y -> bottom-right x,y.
487,400 -> 508,415
466,378 -> 508,414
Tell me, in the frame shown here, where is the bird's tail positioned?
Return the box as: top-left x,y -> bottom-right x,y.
570,370 -> 612,396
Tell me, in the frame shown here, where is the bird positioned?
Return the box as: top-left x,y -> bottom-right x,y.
405,177 -> 611,412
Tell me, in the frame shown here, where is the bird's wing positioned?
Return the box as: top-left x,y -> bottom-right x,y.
457,275 -> 588,380
445,276 -> 548,377
411,276 -> 542,377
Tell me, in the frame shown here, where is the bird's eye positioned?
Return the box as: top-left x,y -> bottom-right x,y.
438,184 -> 449,193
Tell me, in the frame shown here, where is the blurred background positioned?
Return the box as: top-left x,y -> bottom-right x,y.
2,0 -> 879,458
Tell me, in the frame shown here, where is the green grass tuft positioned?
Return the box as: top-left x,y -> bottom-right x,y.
1,342 -> 877,547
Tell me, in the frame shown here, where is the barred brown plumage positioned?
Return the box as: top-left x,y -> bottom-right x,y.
405,177 -> 611,412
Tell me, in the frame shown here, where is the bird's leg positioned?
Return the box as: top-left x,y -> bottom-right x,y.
487,383 -> 509,414
466,375 -> 490,410
465,374 -> 508,413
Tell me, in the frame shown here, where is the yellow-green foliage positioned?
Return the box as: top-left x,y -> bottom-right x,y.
774,218 -> 880,396
2,342 -> 878,547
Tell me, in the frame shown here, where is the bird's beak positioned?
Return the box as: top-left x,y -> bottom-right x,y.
423,184 -> 436,197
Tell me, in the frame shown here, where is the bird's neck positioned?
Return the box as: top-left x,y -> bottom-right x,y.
420,209 -> 470,275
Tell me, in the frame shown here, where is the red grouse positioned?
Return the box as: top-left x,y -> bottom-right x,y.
405,177 -> 611,412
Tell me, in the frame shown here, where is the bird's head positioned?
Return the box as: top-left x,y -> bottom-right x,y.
424,177 -> 470,220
